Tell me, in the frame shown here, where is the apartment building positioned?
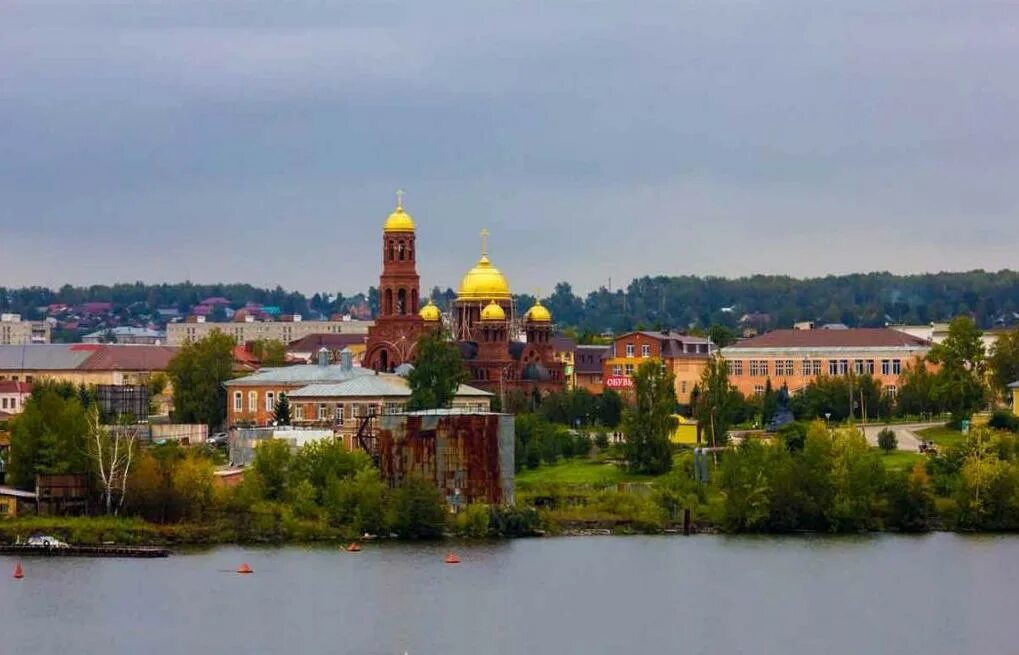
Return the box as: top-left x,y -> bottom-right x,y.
602,331 -> 715,404
0,314 -> 50,345
166,315 -> 372,345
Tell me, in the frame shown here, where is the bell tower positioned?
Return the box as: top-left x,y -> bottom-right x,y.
364,191 -> 425,371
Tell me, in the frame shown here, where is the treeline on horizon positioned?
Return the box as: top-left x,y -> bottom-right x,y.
3,269 -> 1019,333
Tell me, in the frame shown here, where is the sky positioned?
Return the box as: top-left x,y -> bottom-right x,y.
1,0 -> 1017,297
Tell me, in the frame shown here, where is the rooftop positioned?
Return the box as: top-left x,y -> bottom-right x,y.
287,333 -> 368,351
0,344 -> 178,371
723,328 -> 931,351
289,374 -> 491,399
0,381 -> 32,394
224,363 -> 377,387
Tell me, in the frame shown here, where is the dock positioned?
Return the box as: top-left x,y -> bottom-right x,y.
0,544 -> 170,558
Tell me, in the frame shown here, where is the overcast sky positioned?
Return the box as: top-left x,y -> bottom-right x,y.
2,0 -> 1017,297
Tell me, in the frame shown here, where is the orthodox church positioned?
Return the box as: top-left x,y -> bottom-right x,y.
364,195 -> 566,400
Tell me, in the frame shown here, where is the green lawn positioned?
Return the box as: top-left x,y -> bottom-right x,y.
916,426 -> 967,448
515,459 -> 657,487
879,450 -> 924,473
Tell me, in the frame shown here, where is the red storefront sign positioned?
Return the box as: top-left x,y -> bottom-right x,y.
605,375 -> 634,389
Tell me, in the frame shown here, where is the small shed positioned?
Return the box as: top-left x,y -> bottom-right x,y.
0,486 -> 37,518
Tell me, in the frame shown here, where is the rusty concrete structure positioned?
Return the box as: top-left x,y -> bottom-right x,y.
376,411 -> 514,507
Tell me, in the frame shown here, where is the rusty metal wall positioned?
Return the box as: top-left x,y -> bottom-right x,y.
377,413 -> 514,506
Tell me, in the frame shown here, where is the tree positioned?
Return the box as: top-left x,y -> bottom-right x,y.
388,476 -> 448,539
406,330 -> 467,410
896,363 -> 939,418
86,408 -> 138,515
622,360 -> 677,474
252,439 -> 293,501
988,326 -> 1019,401
274,393 -> 291,426
7,389 -> 90,489
597,389 -> 624,428
927,316 -> 987,425
708,324 -> 738,348
877,427 -> 897,452
166,330 -> 236,427
252,339 -> 288,366
693,356 -> 741,447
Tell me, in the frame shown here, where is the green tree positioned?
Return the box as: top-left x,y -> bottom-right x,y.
597,389 -> 624,428
406,330 -> 467,410
708,324 -> 738,348
7,389 -> 90,489
988,326 -> 1019,400
896,363 -> 939,418
324,468 -> 388,536
877,427 -> 897,452
693,356 -> 741,447
622,360 -> 677,474
252,339 -> 288,366
828,427 -> 885,531
252,439 -> 293,501
388,476 -> 448,539
166,330 -> 236,427
886,461 -> 934,532
927,316 -> 987,425
273,393 -> 291,426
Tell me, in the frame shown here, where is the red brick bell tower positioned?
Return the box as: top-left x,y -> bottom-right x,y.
364,191 -> 425,371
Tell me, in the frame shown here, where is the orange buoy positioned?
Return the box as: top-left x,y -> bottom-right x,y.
13,563 -> 24,579
346,542 -> 362,553
444,552 -> 461,564
237,562 -> 253,574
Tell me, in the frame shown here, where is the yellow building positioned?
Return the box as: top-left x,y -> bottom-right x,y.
1010,381 -> 1019,416
670,415 -> 699,445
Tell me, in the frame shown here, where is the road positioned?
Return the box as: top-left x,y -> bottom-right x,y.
861,422 -> 941,452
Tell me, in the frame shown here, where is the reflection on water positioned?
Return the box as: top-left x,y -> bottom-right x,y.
2,533 -> 1018,655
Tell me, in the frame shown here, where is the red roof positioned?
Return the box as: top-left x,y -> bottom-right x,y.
78,345 -> 179,371
727,328 -> 930,350
0,381 -> 32,394
287,333 -> 367,351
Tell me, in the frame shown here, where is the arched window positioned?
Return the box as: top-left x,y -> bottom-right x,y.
387,240 -> 395,262
384,288 -> 393,315
397,241 -> 405,261
397,288 -> 407,315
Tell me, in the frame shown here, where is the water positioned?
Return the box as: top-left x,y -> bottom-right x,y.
1,533 -> 1017,654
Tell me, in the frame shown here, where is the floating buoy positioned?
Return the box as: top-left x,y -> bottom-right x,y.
444,553 -> 460,564
237,562 -> 253,574
13,563 -> 24,579
346,542 -> 362,553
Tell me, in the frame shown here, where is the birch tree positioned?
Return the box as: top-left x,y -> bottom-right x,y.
86,408 -> 138,515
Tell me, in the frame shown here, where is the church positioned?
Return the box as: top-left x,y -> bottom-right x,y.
364,195 -> 566,402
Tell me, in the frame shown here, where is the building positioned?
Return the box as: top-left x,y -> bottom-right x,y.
574,344 -> 610,394
224,349 -> 379,427
0,486 -> 37,518
0,381 -> 32,418
364,195 -> 426,370
551,336 -> 577,388
890,322 -> 1007,354
167,315 -> 372,346
602,331 -> 715,404
0,344 -> 177,388
0,314 -> 50,345
376,411 -> 515,507
287,333 -> 368,364
286,368 -> 492,449
720,328 -> 931,398
361,196 -> 566,400
1010,380 -> 1019,416
83,326 -> 166,345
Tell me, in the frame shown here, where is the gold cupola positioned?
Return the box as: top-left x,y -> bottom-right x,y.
458,229 -> 512,300
383,189 -> 416,232
419,299 -> 441,322
526,299 -> 552,323
480,300 -> 507,321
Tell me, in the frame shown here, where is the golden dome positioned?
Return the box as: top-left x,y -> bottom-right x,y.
526,299 -> 552,323
458,255 -> 512,300
480,300 -> 507,321
384,204 -> 415,232
419,299 -> 441,322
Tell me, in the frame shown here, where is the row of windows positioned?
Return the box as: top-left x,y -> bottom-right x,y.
750,384 -> 899,398
0,375 -> 34,382
729,359 -> 903,377
611,364 -> 635,376
0,397 -> 22,410
622,344 -> 653,358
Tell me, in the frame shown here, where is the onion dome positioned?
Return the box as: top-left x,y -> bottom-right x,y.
383,191 -> 415,232
525,299 -> 552,323
458,229 -> 511,300
480,300 -> 507,321
419,299 -> 442,322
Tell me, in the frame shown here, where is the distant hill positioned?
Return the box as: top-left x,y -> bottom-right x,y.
4,270 -> 1019,337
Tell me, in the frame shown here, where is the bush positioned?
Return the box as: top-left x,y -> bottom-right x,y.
453,504 -> 492,538
988,410 -> 1019,433
388,477 -> 448,539
594,431 -> 610,450
877,428 -> 898,452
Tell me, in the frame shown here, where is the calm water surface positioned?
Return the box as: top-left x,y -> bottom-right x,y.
1,533 -> 1018,655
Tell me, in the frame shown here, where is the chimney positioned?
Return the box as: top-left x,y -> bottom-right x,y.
317,347 -> 329,367
340,348 -> 353,372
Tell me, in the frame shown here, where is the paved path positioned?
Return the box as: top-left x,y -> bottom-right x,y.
861,422 -> 941,453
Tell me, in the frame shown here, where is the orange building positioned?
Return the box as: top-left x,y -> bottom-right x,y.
602,331 -> 715,404
574,344 -> 609,394
719,328 -> 931,398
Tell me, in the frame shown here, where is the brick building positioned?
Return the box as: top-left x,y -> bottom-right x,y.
720,328 -> 931,398
602,331 -> 715,404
